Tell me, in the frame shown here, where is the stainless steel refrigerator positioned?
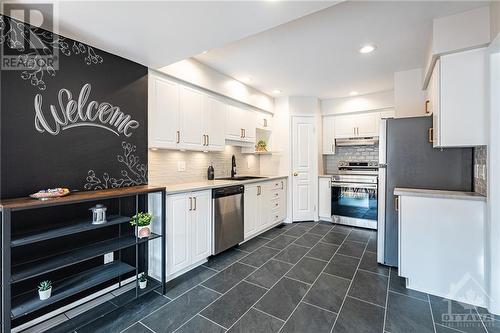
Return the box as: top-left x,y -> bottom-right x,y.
377,116 -> 472,266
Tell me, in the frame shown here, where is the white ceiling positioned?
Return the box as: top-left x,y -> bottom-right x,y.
26,1 -> 338,68
195,1 -> 490,99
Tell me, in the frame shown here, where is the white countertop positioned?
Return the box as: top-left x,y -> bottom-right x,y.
152,175 -> 288,194
394,188 -> 486,201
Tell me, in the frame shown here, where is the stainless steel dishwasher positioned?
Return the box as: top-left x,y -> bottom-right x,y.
212,185 -> 244,255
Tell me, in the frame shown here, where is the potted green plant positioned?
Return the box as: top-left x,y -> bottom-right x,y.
256,140 -> 267,152
38,280 -> 52,300
138,272 -> 148,289
130,212 -> 152,239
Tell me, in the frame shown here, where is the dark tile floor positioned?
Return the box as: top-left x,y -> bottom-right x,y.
47,222 -> 500,333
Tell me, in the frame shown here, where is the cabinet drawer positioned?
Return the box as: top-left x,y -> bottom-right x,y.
270,180 -> 285,191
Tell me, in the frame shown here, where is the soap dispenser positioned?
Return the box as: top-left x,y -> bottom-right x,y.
207,163 -> 215,180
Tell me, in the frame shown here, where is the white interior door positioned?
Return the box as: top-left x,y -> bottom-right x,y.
292,116 -> 317,221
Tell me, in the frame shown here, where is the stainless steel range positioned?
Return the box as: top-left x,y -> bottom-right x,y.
331,161 -> 378,229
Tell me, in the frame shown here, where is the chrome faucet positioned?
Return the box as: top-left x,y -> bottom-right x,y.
231,155 -> 237,178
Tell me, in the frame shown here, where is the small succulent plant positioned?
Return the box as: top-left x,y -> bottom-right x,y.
38,280 -> 52,291
130,212 -> 152,227
138,273 -> 147,282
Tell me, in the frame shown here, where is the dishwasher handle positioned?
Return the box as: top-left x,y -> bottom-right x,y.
212,185 -> 244,198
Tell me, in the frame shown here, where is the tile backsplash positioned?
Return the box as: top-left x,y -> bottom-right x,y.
473,146 -> 487,196
324,145 -> 379,174
148,146 -> 260,184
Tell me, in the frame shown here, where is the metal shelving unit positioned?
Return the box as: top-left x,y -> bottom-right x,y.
0,185 -> 166,332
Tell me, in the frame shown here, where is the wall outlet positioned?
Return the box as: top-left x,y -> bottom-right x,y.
475,165 -> 480,178
177,161 -> 186,172
104,252 -> 114,264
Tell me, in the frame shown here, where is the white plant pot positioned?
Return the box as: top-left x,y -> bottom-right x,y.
139,280 -> 147,289
135,225 -> 151,239
39,288 -> 52,300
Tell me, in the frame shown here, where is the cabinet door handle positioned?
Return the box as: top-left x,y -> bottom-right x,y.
281,181 -> 284,190
263,119 -> 268,127
243,129 -> 246,138
428,128 -> 434,143
189,197 -> 192,211
394,196 -> 399,212
241,128 -> 244,138
207,135 -> 209,146
176,130 -> 180,144
193,197 -> 197,210
257,185 -> 261,195
425,100 -> 430,113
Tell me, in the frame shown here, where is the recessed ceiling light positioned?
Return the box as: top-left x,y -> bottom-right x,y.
349,91 -> 359,96
272,89 -> 282,94
359,44 -> 377,54
240,77 -> 252,83
202,50 -> 209,54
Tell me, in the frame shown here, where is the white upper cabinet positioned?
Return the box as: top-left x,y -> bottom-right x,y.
322,116 -> 335,155
148,75 -> 179,149
179,85 -> 205,150
429,48 -> 487,147
204,96 -> 226,151
333,112 -> 379,138
256,112 -> 272,130
226,105 -> 256,144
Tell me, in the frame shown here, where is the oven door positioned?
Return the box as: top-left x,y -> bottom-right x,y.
331,182 -> 378,221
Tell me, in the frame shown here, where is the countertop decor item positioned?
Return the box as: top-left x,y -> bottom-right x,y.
256,140 -> 267,152
207,163 -> 215,180
38,280 -> 52,300
30,188 -> 70,200
130,212 -> 152,239
90,204 -> 107,225
138,273 -> 148,289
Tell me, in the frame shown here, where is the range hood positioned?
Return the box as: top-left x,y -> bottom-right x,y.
335,137 -> 379,146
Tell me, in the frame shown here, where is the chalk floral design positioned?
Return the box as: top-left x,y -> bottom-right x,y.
0,15 -> 103,90
84,142 -> 147,190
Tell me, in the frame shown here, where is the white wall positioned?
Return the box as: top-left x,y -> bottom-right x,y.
394,68 -> 426,118
492,1 -> 500,41
159,58 -> 274,112
320,90 -> 394,116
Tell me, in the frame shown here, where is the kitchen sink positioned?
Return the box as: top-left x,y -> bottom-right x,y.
216,176 -> 267,181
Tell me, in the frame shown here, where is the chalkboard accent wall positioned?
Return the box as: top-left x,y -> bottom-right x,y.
0,15 -> 148,199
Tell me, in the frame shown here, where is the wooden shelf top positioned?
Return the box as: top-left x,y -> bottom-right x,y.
0,185 -> 165,210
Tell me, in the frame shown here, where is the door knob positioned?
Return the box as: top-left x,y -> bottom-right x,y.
293,172 -> 298,176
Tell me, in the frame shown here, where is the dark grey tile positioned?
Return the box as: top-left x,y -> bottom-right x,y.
265,235 -> 298,250
332,296 -> 385,333
322,232 -> 348,245
281,302 -> 336,333
286,256 -> 326,284
483,320 -> 500,333
123,323 -> 155,333
304,273 -> 350,313
204,248 -> 248,271
78,292 -> 170,333
239,246 -> 279,267
307,243 -> 339,262
308,223 -> 334,236
202,263 -> 256,293
386,292 -> 434,333
141,286 -> 220,333
166,265 -> 217,299
274,245 -> 310,264
359,251 -> 389,276
331,224 -> 352,235
477,306 -> 500,321
176,315 -> 226,333
245,259 -> 293,289
255,277 -> 309,320
294,233 -> 322,248
238,237 -> 269,252
227,308 -> 283,333
389,269 -> 428,301
49,301 -> 117,333
347,228 -> 372,243
429,295 -> 486,333
284,226 -> 310,237
435,324 -> 464,333
348,270 -> 388,307
201,282 -> 267,328
324,254 -> 360,280
279,223 -> 297,230
367,237 -> 377,253
338,241 -> 365,258
294,221 -> 318,228
259,228 -> 286,240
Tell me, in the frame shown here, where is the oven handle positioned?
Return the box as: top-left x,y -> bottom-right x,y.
331,182 -> 378,189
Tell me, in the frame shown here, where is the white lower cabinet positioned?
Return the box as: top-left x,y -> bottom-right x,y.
167,190 -> 211,280
244,179 -> 287,240
318,177 -> 332,221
